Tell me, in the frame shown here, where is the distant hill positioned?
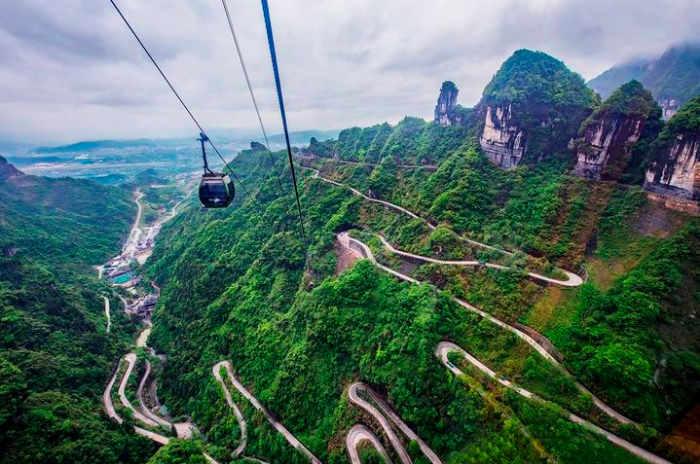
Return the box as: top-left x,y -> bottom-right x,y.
32,138 -> 156,154
0,155 -> 23,181
0,157 -> 136,269
588,42 -> 700,119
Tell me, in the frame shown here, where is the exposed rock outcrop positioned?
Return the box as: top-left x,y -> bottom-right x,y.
573,118 -> 643,179
659,98 -> 680,121
644,95 -> 700,214
434,81 -> 458,126
434,81 -> 468,127
572,81 -> 660,181
477,50 -> 596,170
480,105 -> 526,169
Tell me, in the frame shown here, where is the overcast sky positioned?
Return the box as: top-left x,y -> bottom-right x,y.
0,0 -> 698,144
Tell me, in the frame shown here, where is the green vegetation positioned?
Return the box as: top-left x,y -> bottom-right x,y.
481,49 -> 597,109
306,117 -> 468,165
145,440 -> 207,464
588,42 -> 700,106
665,94 -> 700,135
4,46 -> 700,464
0,160 -> 153,463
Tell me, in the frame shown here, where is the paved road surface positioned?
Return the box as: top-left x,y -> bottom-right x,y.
212,362 -> 247,457
345,424 -> 390,464
215,361 -> 321,464
378,235 -> 583,287
436,342 -> 672,464
348,382 -> 442,464
342,232 -> 636,426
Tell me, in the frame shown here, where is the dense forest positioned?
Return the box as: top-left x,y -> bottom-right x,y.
0,159 -> 156,463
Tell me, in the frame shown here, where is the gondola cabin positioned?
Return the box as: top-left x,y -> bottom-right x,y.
199,172 -> 235,208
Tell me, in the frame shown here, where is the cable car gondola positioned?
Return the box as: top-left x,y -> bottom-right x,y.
197,133 -> 235,208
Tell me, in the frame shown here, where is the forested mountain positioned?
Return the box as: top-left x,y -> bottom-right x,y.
0,158 -> 154,463
144,87 -> 699,464
4,44 -> 700,464
588,42 -> 700,119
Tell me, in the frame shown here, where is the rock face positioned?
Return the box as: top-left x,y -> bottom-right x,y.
479,105 -> 526,169
644,95 -> 700,214
658,98 -> 680,121
573,118 -> 643,179
572,81 -> 659,181
645,134 -> 700,201
434,81 -> 465,126
476,50 -> 596,170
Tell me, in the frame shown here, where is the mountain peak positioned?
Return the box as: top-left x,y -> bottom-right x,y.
0,155 -> 23,181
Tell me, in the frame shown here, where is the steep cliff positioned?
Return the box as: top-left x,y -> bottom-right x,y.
589,42 -> 700,121
644,95 -> 700,213
478,49 -> 597,169
434,81 -> 469,126
573,81 -> 660,181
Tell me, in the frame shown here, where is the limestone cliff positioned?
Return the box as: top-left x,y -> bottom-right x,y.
644,95 -> 700,214
477,50 -> 596,170
573,118 -> 643,179
572,81 -> 659,181
434,81 -> 468,126
480,105 -> 526,169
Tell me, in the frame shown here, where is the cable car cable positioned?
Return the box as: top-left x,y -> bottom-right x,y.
260,0 -> 310,259
108,0 -> 262,213
220,0 -> 297,221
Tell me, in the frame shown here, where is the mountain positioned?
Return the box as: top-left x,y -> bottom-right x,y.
476,49 -> 597,169
588,42 -> 700,120
572,80 -> 662,181
0,158 -> 152,464
32,139 -> 156,154
0,155 -> 23,181
141,53 -> 700,462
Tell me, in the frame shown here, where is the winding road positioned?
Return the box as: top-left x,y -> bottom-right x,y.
377,235 -> 583,287
348,382 -> 441,464
344,232 -> 634,425
345,425 -> 390,464
305,168 -> 583,287
436,342 -> 672,464
337,233 -> 676,464
212,362 -> 247,458
214,361 -> 321,464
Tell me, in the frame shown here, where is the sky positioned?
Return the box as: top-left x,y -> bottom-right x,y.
0,0 -> 699,144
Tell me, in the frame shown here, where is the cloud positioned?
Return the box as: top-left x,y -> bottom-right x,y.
0,0 -> 698,143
